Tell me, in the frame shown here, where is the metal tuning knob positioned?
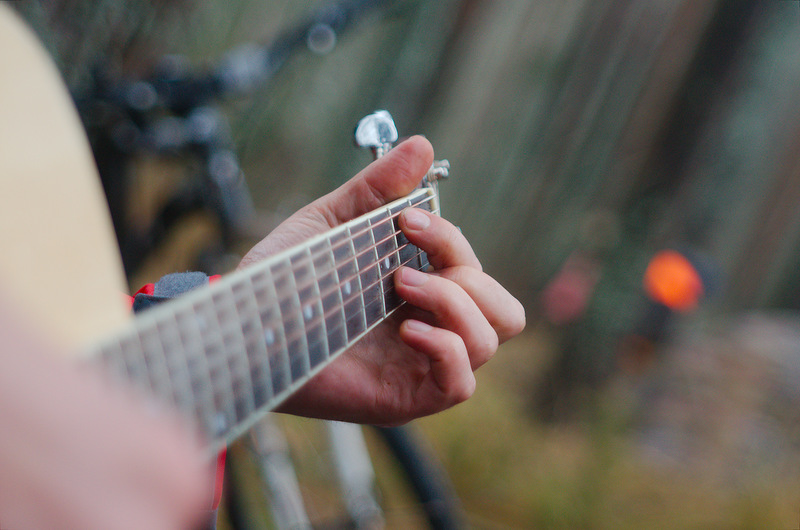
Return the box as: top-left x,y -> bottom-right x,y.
427,159 -> 450,182
354,110 -> 450,184
354,110 -> 398,160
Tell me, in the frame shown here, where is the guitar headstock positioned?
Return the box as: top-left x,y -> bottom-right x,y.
355,110 -> 450,189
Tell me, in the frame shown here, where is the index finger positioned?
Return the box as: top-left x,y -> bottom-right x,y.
398,207 -> 482,271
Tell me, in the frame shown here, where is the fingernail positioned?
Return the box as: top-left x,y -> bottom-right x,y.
403,208 -> 430,230
400,266 -> 428,286
405,319 -> 433,333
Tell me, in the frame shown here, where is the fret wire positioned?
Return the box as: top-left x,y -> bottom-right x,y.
155,313 -> 195,416
260,268 -> 291,396
322,239 -> 346,317
213,243 -> 425,447
133,323 -> 170,400
266,209 -> 429,342
313,239 -> 345,354
364,214 -> 386,325
373,207 -> 402,315
89,191 -> 437,448
324,193 -> 432,255
339,205 -> 437,265
289,246 -> 428,358
278,192 -> 433,303
321,246 -> 426,325
346,223 -> 369,338
179,303 -> 218,437
280,226 -> 427,318
264,247 -> 428,353
198,292 -> 240,439
139,321 -> 195,419
306,253 -> 417,352
216,236 -> 425,442
244,272 -> 280,408
302,193 -> 434,275
219,281 -> 268,435
274,256 -> 312,382
310,202 -> 437,286
278,231 -> 421,332
212,274 -> 287,433
319,194 -> 426,258
227,278 -> 262,420
370,212 -> 390,320
265,194 -> 437,317
271,208 -> 404,314
243,269 -> 279,408
293,246 -> 328,369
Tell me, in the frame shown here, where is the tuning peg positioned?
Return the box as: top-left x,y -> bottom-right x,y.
427,159 -> 450,182
354,110 -> 398,159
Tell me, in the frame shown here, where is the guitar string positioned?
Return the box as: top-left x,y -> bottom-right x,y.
107,196 -> 439,426
233,191 -> 436,343
271,243 -> 428,358
281,190 -> 434,284
271,194 -> 437,310
227,197 -> 437,361
248,202 -> 439,350
189,217 -> 436,424
208,187 -> 444,434
206,246 -> 432,432
118,190 -> 433,359
106,201 -> 430,375
239,227 -> 429,368
121,244 -> 431,433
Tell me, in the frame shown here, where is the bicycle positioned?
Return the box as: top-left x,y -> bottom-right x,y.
75,2 -> 465,528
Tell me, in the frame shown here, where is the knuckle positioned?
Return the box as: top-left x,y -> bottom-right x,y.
440,264 -> 472,285
470,327 -> 498,368
484,332 -> 500,360
441,336 -> 475,404
437,329 -> 466,361
433,281 -> 470,319
455,375 -> 477,403
444,223 -> 462,250
501,298 -> 527,339
443,226 -> 481,271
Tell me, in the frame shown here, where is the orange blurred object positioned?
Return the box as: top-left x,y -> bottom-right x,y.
643,250 -> 704,312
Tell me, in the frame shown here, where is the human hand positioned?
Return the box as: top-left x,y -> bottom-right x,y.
0,300 -> 211,530
240,136 -> 525,425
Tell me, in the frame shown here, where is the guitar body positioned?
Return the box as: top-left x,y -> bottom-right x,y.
0,5 -> 129,352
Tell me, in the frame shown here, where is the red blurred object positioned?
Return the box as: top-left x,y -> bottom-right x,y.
541,254 -> 601,325
643,250 -> 704,312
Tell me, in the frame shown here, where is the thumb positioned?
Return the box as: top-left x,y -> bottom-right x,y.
318,135 -> 435,225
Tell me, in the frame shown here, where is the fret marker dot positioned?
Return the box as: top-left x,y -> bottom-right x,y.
343,281 -> 352,296
264,328 -> 275,345
383,257 -> 391,271
303,304 -> 314,321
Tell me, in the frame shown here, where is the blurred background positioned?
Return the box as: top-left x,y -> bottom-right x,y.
12,0 -> 800,527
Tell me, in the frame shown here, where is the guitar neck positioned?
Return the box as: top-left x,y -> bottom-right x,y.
86,186 -> 438,452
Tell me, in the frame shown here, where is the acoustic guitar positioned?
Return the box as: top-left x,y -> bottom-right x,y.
0,5 -> 448,454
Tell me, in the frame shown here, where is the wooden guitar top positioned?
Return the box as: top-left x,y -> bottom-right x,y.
0,5 -> 130,353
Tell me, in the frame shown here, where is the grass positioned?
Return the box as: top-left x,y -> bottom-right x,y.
414,329 -> 800,529
220,327 -> 800,529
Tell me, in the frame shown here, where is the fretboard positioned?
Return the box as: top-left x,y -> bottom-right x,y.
86,186 -> 438,453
